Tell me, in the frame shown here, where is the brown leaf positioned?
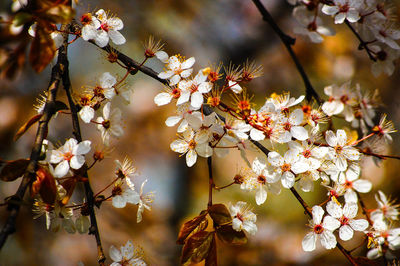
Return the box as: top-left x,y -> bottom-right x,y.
205,234 -> 217,266
0,159 -> 29,182
60,177 -> 77,206
54,101 -> 69,112
33,166 -> 57,204
14,114 -> 43,141
29,23 -> 56,73
209,204 -> 231,226
216,224 -> 247,245
177,210 -> 208,245
181,231 -> 214,265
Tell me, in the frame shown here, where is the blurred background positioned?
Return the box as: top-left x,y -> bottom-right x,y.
1,0 -> 400,265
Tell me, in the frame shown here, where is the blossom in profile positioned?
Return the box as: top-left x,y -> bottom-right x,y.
48,138 -> 91,178
96,102 -> 124,146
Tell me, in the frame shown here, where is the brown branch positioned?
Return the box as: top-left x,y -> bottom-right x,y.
356,191 -> 373,226
61,26 -> 106,265
0,25 -> 69,250
251,0 -> 321,104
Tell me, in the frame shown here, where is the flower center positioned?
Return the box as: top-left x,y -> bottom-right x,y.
102,120 -> 111,129
283,122 -> 292,131
281,163 -> 291,172
344,180 -> 353,189
257,175 -> 266,185
63,152 -> 73,161
340,216 -> 349,225
339,4 -> 349,13
188,139 -> 197,150
100,22 -> 109,32
236,213 -> 244,222
172,88 -> 181,99
303,150 -> 311,158
313,224 -> 324,234
340,95 -> 349,104
81,13 -> 92,25
334,145 -> 343,153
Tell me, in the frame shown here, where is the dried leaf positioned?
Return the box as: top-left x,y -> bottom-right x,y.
177,210 -> 208,245
60,177 -> 77,206
33,166 -> 57,204
14,114 -> 43,141
209,204 -> 231,225
216,224 -> 247,245
0,159 -> 29,182
29,24 -> 56,73
181,231 -> 214,265
205,234 -> 217,266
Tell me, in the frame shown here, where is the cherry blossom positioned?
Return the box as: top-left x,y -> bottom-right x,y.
94,9 -> 126,47
322,0 -> 362,24
325,129 -> 360,171
96,102 -> 124,146
48,138 -> 91,178
302,205 -> 340,251
326,201 -> 368,241
158,54 -> 195,86
109,240 -> 146,266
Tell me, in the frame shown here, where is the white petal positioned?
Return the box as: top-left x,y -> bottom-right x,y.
291,126 -> 309,141
54,160 -> 70,178
95,30 -> 109,47
196,143 -> 213,157
181,57 -> 195,69
169,74 -> 181,86
170,140 -> 188,154
100,72 -> 116,88
180,69 -> 193,78
74,140 -> 91,155
302,232 -> 317,251
255,186 -> 267,205
158,71 -> 174,80
281,171 -> 295,188
198,82 -> 212,93
322,5 -> 339,15
186,149 -> 197,167
336,130 -> 347,146
165,116 -> 181,127
109,30 -> 126,45
312,205 -> 324,224
325,130 -> 337,146
334,12 -> 346,24
349,219 -> 369,231
326,201 -> 343,218
79,106 -> 95,123
252,157 -> 266,175
335,156 -> 348,171
353,179 -> 372,193
112,195 -> 127,208
49,150 -> 64,164
70,155 -> 85,169
177,90 -> 190,105
323,216 -> 341,231
155,51 -> 169,63
291,160 -> 309,174
289,109 -> 304,125
320,231 -> 337,249
339,225 -> 354,241
190,92 -> 204,109
343,202 -> 358,218
109,245 -> 123,262
154,92 -> 172,106
250,128 -> 265,141
268,151 -> 284,167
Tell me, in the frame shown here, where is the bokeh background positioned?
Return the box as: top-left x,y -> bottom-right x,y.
1,0 -> 400,265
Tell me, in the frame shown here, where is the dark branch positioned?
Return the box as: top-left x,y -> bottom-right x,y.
251,0 -> 321,104
0,25 -> 69,250
61,27 -> 106,265
207,157 -> 213,208
345,20 -> 377,62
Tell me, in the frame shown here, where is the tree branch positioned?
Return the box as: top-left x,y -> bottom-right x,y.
345,20 -> 377,62
207,157 -> 214,208
0,25 -> 69,250
61,26 -> 106,265
251,0 -> 321,104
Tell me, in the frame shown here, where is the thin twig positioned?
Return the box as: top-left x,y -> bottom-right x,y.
251,0 -> 321,103
0,25 -> 69,250
61,25 -> 106,265
345,20 -> 377,62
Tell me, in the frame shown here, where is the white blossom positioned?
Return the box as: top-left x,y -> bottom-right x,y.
229,201 -> 257,235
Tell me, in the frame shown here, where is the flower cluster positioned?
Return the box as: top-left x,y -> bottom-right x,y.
153,45 -> 399,261
81,9 -> 126,47
289,0 -> 400,76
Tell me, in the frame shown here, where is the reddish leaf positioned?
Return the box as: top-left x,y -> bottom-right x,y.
0,159 -> 29,182
216,224 -> 247,245
32,166 -> 57,205
181,231 -> 214,265
29,24 -> 56,73
205,234 -> 217,266
209,204 -> 231,225
177,210 -> 208,245
14,114 -> 43,141
60,177 -> 77,206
